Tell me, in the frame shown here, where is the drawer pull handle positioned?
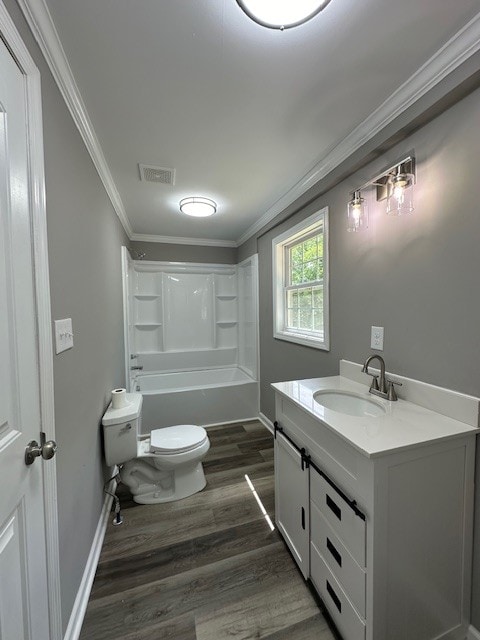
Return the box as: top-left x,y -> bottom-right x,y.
327,537 -> 342,567
326,494 -> 342,521
301,507 -> 305,530
326,580 -> 342,613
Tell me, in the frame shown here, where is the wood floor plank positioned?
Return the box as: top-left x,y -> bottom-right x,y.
206,426 -> 272,448
106,613 -> 197,640
260,447 -> 274,461
81,542 -> 291,640
237,436 -> 274,454
203,459 -> 273,491
195,567 -> 319,640
242,422 -> 271,435
263,613 -> 336,640
205,423 -> 247,436
91,518 -> 279,599
203,451 -> 264,473
204,442 -> 242,461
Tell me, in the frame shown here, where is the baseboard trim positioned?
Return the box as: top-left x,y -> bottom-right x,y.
63,470 -> 118,640
258,412 -> 274,434
467,625 -> 480,640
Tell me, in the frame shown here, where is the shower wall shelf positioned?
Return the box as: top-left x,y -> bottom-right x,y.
134,323 -> 162,327
133,293 -> 160,300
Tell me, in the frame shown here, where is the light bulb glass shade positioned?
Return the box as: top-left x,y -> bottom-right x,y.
386,173 -> 414,216
236,0 -> 330,29
179,197 -> 217,217
347,191 -> 368,232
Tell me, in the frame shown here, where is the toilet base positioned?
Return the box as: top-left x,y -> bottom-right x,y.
120,459 -> 207,504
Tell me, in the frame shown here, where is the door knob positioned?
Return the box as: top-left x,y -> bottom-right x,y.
41,440 -> 57,460
25,432 -> 58,466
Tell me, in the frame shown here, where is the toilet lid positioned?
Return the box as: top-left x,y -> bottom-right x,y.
150,425 -> 207,454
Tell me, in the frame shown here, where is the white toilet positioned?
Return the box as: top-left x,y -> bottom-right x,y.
102,393 -> 210,504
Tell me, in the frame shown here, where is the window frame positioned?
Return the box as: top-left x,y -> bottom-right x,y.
272,207 -> 329,350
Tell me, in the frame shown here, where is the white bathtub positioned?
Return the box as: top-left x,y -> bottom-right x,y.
133,367 -> 259,431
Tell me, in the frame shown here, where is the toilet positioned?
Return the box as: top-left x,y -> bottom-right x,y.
102,393 -> 210,504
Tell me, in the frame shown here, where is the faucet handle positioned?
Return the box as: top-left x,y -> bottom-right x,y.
386,379 -> 402,401
368,375 -> 379,392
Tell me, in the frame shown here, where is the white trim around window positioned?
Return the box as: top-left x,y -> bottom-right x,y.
272,207 -> 329,350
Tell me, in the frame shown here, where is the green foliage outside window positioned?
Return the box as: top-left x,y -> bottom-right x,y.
285,231 -> 324,334
288,233 -> 324,285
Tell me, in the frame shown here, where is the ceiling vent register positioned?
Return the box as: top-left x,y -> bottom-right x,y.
139,164 -> 176,185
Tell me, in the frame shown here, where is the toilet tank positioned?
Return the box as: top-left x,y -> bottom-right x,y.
102,393 -> 143,466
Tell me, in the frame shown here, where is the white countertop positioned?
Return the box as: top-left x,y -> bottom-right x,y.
272,375 -> 479,458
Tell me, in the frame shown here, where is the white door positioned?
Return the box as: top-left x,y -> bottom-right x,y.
0,36 -> 51,639
274,431 -> 310,578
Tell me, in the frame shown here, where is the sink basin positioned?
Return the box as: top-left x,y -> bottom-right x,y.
313,390 -> 386,418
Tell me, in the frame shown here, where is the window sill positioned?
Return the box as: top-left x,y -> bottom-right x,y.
274,330 -> 329,351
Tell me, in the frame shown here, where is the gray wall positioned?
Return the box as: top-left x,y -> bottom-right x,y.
241,86 -> 480,627
5,0 -> 130,632
131,240 -> 237,264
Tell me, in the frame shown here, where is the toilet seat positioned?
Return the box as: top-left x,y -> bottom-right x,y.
149,424 -> 208,455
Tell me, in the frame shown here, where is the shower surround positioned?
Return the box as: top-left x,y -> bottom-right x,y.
122,249 -> 259,430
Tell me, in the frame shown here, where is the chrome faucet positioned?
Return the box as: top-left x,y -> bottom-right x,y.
362,354 -> 401,401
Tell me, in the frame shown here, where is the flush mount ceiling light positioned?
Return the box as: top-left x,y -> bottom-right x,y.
179,197 -> 217,218
236,0 -> 331,30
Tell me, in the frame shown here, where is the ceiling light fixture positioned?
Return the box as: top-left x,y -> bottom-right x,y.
236,0 -> 331,30
179,197 -> 217,218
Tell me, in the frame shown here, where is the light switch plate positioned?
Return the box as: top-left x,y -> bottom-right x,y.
54,318 -> 74,354
371,326 -> 384,351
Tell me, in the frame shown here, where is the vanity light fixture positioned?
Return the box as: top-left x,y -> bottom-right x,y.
236,0 -> 332,30
347,190 -> 368,232
179,197 -> 217,218
347,156 -> 416,230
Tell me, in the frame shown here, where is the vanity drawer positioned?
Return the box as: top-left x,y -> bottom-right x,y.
310,469 -> 365,567
311,543 -> 366,640
311,501 -> 366,618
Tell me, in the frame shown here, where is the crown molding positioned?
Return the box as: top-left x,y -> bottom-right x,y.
236,10 -> 480,247
130,233 -> 237,248
17,0 -> 133,238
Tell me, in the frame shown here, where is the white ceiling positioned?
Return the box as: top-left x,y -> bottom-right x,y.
41,0 -> 480,245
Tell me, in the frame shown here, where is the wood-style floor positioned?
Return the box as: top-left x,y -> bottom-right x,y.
80,421 -> 336,640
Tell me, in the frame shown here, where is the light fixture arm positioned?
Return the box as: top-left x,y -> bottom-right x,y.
350,156 -> 415,201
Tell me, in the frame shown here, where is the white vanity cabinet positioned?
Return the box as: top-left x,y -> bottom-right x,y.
273,386 -> 477,640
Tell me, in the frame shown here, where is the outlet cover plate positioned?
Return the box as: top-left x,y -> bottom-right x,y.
55,318 -> 73,354
371,326 -> 384,351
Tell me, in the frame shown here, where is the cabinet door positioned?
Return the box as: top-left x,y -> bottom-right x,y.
274,431 -> 310,578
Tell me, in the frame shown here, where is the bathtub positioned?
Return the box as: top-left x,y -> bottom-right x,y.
133,367 -> 259,431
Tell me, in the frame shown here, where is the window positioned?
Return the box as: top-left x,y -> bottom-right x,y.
272,208 -> 329,350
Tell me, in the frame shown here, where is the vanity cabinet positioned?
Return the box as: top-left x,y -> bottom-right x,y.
273,390 -> 476,640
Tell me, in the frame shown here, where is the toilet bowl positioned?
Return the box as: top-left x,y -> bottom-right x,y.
102,393 -> 210,504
